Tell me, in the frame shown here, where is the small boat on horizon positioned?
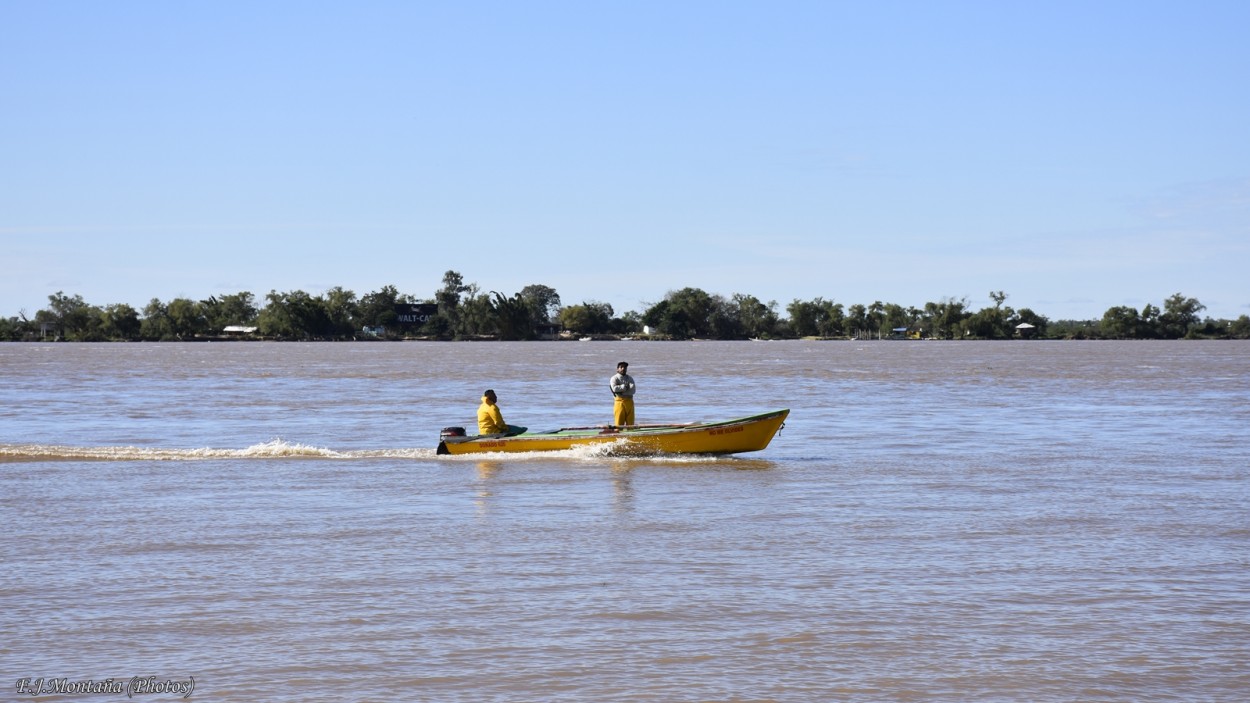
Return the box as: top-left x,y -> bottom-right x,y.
436,409 -> 788,456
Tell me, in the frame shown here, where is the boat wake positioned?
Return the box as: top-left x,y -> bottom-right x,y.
0,439 -> 437,462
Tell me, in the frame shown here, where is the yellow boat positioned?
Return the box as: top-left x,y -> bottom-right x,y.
436,409 -> 788,456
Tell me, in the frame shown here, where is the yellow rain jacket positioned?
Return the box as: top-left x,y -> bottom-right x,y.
477,395 -> 507,435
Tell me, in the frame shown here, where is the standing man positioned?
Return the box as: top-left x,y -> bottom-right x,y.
609,361 -> 636,426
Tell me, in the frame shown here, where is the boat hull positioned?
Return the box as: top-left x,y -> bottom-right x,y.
437,409 -> 788,456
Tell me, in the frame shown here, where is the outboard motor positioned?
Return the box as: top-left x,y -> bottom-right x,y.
437,426 -> 466,455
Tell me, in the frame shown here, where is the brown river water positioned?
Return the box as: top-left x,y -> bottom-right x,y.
2,340 -> 1247,702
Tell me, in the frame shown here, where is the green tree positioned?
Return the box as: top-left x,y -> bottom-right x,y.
868,301 -> 886,337
167,298 -> 207,339
965,308 -> 998,339
257,292 -> 296,338
732,294 -> 779,339
322,287 -> 359,338
924,297 -> 970,339
434,270 -> 470,336
519,284 -> 561,329
617,310 -> 644,335
1138,303 -> 1161,338
818,300 -> 846,338
258,290 -> 333,339
140,299 -> 173,340
1014,308 -> 1049,337
98,303 -> 141,340
846,304 -> 868,339
882,303 -> 909,336
1101,306 -> 1140,338
786,299 -> 820,337
643,288 -> 715,339
1159,293 -> 1205,339
1228,315 -> 1250,338
202,292 -> 259,332
558,301 -> 614,335
788,297 -> 845,338
0,314 -> 33,341
490,291 -> 535,340
557,304 -> 592,334
456,289 -> 496,338
965,291 -> 1015,339
38,291 -> 98,340
358,285 -> 407,334
702,294 -> 738,339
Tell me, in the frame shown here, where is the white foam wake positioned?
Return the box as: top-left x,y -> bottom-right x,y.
0,439 -> 437,462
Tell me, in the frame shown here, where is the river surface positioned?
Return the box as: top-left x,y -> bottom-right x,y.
2,341 -> 1247,702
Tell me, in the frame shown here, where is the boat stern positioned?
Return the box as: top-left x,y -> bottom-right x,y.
437,426 -> 466,455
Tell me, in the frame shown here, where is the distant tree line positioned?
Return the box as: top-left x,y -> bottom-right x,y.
2,271 -> 1246,341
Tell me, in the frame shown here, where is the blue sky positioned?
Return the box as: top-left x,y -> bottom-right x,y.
3,1 -> 1247,321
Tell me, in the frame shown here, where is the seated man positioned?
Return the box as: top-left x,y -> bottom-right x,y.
477,389 -> 525,436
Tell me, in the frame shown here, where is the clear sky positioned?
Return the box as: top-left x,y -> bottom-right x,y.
3,1 -> 1248,321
